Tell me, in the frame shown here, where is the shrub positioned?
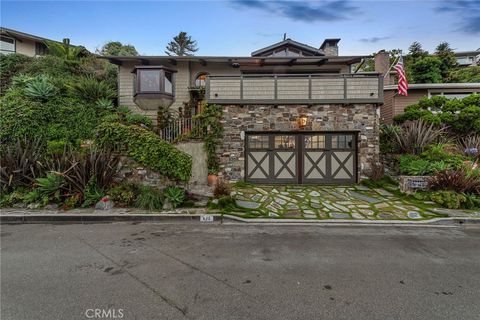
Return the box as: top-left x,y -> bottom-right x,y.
0,138 -> 45,191
164,186 -> 185,209
0,53 -> 33,92
108,182 -> 139,207
96,122 -> 192,182
393,120 -> 446,155
24,75 -> 57,101
213,179 -> 232,198
379,124 -> 401,153
81,176 -> 105,207
68,76 -> 116,103
135,185 -> 163,210
457,135 -> 480,158
429,191 -> 467,209
364,160 -> 384,181
428,167 -> 480,195
124,113 -> 153,129
399,155 -> 432,175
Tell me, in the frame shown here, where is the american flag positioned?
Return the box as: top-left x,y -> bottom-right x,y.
394,55 -> 408,96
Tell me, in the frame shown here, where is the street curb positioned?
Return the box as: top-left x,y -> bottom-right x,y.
1,213 -> 480,226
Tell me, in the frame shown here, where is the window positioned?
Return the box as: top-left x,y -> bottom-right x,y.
332,135 -> 353,149
275,135 -> 295,149
0,36 -> 15,54
164,71 -> 173,94
139,70 -> 161,92
135,66 -> 176,95
304,135 -> 325,149
35,42 -> 48,55
195,74 -> 207,87
248,135 -> 269,149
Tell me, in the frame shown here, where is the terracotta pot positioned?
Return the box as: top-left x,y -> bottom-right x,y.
207,174 -> 218,186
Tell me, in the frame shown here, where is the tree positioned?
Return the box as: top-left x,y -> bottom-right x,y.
434,42 -> 457,80
409,56 -> 443,83
97,41 -> 138,56
44,38 -> 86,60
449,66 -> 480,83
165,32 -> 198,56
408,41 -> 428,60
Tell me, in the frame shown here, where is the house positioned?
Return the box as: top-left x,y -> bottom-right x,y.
103,38 -> 384,185
455,49 -> 480,67
374,52 -> 480,124
381,83 -> 480,124
0,27 -> 80,57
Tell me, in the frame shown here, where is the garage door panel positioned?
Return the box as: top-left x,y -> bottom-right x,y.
304,152 -> 327,180
247,151 -> 269,179
331,151 -> 354,180
274,152 -> 296,179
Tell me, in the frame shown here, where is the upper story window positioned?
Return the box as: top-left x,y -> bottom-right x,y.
134,66 -> 176,95
0,36 -> 15,54
195,73 -> 207,87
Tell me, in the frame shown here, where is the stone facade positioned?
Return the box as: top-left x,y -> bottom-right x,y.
218,104 -> 380,182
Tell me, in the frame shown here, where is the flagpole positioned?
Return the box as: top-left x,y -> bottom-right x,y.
384,55 -> 400,77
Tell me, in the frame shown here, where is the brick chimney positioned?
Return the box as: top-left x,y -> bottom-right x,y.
374,51 -> 392,85
320,39 -> 340,56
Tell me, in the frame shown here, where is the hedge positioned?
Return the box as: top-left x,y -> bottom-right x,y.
96,122 -> 192,182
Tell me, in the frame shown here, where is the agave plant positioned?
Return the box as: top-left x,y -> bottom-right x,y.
394,120 -> 447,155
24,75 -> 56,101
44,38 -> 85,61
164,186 -> 185,209
96,97 -> 114,111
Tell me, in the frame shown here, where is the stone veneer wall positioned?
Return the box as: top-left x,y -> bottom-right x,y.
218,104 -> 379,182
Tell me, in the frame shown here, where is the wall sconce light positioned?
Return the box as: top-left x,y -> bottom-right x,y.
298,115 -> 308,128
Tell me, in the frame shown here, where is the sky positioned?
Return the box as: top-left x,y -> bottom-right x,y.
1,0 -> 479,56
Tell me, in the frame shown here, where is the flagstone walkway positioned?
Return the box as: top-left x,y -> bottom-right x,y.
232,185 -> 442,220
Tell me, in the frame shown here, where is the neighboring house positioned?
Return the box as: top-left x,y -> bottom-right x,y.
381,83 -> 480,124
0,27 -> 81,57
455,49 -> 480,67
374,52 -> 480,124
103,38 -> 384,185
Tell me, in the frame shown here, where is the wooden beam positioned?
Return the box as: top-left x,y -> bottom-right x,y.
140,58 -> 150,65
199,59 -> 207,66
109,58 -> 122,66
317,59 -> 327,66
288,58 -> 297,66
169,58 -> 177,66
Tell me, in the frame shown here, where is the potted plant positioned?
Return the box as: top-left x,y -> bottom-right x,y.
207,169 -> 218,186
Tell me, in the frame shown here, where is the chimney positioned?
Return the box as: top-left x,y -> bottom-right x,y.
320,39 -> 340,56
374,51 -> 392,85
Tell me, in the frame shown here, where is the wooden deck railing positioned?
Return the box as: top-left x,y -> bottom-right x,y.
206,73 -> 383,104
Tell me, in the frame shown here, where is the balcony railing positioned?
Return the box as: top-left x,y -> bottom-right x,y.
159,117 -> 203,143
206,73 -> 383,104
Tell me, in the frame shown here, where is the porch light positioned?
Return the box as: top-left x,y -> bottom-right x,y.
298,115 -> 308,128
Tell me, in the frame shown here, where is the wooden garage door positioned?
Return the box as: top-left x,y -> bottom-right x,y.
245,132 -> 357,184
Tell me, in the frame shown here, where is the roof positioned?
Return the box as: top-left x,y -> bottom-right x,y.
101,55 -> 368,66
251,38 -> 324,57
454,50 -> 480,56
384,83 -> 480,90
0,27 -> 78,46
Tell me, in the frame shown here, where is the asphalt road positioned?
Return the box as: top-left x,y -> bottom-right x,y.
1,222 -> 480,320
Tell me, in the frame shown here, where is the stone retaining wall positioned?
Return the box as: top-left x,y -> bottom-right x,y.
217,104 -> 380,181
116,140 -> 208,188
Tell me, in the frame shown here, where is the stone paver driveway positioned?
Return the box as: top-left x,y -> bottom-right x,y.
232,185 -> 441,220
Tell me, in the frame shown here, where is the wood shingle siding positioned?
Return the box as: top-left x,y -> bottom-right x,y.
207,74 -> 382,104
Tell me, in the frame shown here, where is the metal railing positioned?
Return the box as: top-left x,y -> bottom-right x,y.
159,117 -> 203,143
206,73 -> 383,104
